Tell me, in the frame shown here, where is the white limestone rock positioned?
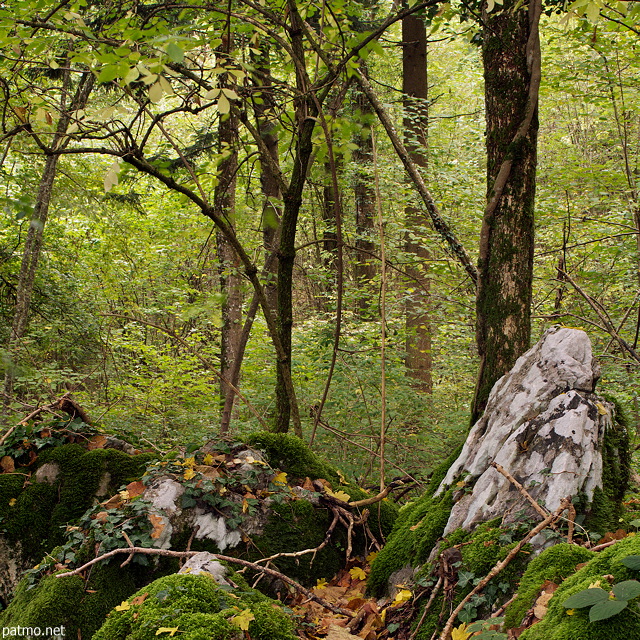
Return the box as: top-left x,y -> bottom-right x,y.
437,326 -> 611,535
178,552 -> 231,585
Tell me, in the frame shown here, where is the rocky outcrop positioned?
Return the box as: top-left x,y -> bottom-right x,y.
436,326 -> 626,534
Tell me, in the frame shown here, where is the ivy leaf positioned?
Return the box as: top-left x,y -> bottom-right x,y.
589,598 -> 628,622
612,580 -> 640,601
563,588 -> 609,608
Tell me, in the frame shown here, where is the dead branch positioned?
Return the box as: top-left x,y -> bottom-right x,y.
437,497 -> 572,640
0,392 -> 90,447
54,546 -> 353,617
490,462 -> 549,520
409,576 -> 443,640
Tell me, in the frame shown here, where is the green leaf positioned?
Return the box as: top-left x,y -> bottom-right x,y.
612,580 -> 640,601
621,556 -> 640,571
589,599 -> 628,622
166,43 -> 184,63
149,82 -> 163,103
563,588 -> 609,608
97,65 -> 119,83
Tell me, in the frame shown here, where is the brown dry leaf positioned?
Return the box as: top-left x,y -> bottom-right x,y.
87,435 -> 108,450
326,624 -> 359,639
196,465 -> 220,480
533,590 -> 554,619
345,597 -> 367,611
102,494 -> 123,510
131,592 -> 149,606
600,529 -> 628,544
316,478 -> 333,490
0,456 -> 15,473
149,513 -> 166,539
94,511 -> 110,523
126,480 -> 145,499
303,477 -> 315,491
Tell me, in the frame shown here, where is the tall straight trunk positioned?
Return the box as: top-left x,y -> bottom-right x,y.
2,70 -> 93,419
215,67 -> 243,407
402,14 -> 432,392
219,43 -> 282,433
472,0 -> 541,423
353,70 -> 377,319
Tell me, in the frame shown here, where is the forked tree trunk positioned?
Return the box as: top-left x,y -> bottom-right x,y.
402,15 -> 432,392
472,0 -> 540,423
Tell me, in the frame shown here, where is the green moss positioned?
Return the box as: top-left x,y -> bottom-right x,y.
0,563 -> 138,639
94,573 -> 297,640
520,535 -> 640,640
584,399 -> 630,533
366,443 -> 463,597
504,543 -> 595,628
248,499 -> 343,586
245,432 -> 340,483
0,444 -> 155,562
367,491 -> 453,597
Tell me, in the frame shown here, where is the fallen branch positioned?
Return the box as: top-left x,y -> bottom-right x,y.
55,546 -> 353,617
0,392 -> 90,447
438,497 -> 572,640
409,576 -> 443,640
490,462 -> 549,520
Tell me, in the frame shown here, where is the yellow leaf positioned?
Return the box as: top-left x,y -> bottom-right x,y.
315,578 -> 328,590
366,551 -> 378,564
451,622 -> 472,640
596,402 -> 609,416
337,468 -> 347,484
325,488 -> 351,503
230,608 -> 255,631
566,608 -> 577,616
156,627 -> 179,636
350,567 -> 367,581
8,498 -> 16,507
184,457 -> 196,467
115,601 -> 131,611
589,580 -> 602,589
392,589 -> 412,606
272,471 -> 288,486
203,453 -> 214,465
119,490 -> 130,501
184,468 -> 196,480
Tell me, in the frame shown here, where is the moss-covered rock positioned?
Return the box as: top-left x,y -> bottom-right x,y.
0,564 -> 139,639
520,535 -> 640,640
93,572 -> 297,640
504,543 -> 595,629
367,444 -> 462,596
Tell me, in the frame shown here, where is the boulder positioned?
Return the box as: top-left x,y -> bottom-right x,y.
436,326 -> 627,535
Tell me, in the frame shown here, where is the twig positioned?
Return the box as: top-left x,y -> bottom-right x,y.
566,503 -> 576,544
437,497 -> 571,640
409,577 -> 443,640
54,546 -> 353,617
591,539 -> 619,552
490,462 -> 549,520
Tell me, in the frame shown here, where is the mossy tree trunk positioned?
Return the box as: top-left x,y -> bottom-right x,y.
402,14 -> 432,393
472,0 -> 541,423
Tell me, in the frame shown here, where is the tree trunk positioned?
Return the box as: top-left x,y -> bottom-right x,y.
215,57 -> 243,411
353,71 -> 377,319
472,0 -> 541,423
402,15 -> 432,392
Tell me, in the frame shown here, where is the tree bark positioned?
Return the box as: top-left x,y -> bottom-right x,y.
353,69 -> 377,319
471,0 -> 541,423
402,14 -> 432,392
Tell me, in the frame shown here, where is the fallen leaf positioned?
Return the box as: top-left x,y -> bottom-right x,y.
115,600 -> 131,611
87,435 -> 107,450
155,627 -> 179,636
131,593 -> 149,606
126,481 -> 145,498
8,498 -> 16,507
346,597 -> 367,611
315,578 -> 328,590
203,453 -> 215,465
272,471 -> 288,486
349,567 -> 367,581
94,511 -> 110,523
392,589 -> 412,606
326,488 -> 351,503
183,467 -> 196,481
149,513 -> 166,539
101,494 -> 123,510
303,477 -> 315,491
230,608 -> 255,631
0,456 -> 15,473
365,551 -> 378,564
450,622 -> 471,640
